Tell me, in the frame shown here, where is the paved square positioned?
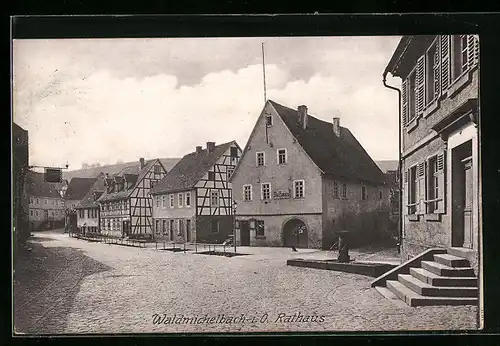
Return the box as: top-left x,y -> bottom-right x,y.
14,231 -> 478,334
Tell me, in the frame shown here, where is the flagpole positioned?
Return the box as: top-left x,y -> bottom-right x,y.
262,42 -> 267,104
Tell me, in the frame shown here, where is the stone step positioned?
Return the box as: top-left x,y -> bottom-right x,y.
398,274 -> 478,297
447,247 -> 474,259
433,253 -> 470,268
386,280 -> 478,307
421,261 -> 475,277
409,267 -> 477,287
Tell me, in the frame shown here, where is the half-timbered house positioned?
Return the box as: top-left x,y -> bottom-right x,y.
97,158 -> 168,238
150,141 -> 242,244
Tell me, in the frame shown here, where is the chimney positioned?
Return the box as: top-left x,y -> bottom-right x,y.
297,105 -> 308,129
332,117 -> 340,137
206,142 -> 215,153
140,157 -> 145,169
196,146 -> 203,154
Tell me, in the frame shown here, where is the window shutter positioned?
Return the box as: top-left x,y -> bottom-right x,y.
417,162 -> 426,214
403,170 -> 409,216
440,35 -> 451,92
416,55 -> 426,114
473,35 -> 480,67
434,37 -> 442,98
401,79 -> 408,127
467,35 -> 476,70
436,151 -> 446,214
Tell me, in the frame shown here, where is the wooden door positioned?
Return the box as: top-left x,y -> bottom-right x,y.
463,158 -> 473,249
240,221 -> 250,246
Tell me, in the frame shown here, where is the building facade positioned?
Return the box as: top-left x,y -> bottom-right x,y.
150,141 -> 241,244
384,35 -> 480,271
12,123 -> 30,251
26,171 -> 65,230
63,177 -> 97,232
230,100 -> 390,249
97,158 -> 168,238
75,174 -> 106,235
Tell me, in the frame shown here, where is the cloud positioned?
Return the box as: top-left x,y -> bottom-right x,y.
13,37 -> 401,170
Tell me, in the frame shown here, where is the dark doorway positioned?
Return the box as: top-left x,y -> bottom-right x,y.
282,219 -> 308,248
186,219 -> 191,242
240,220 -> 250,246
452,140 -> 473,248
122,220 -> 130,237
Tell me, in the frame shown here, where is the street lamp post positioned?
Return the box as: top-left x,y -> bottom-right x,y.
232,201 -> 238,254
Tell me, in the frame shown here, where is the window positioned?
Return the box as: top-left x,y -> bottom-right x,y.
186,220 -> 191,240
210,190 -> 219,207
243,185 -> 252,201
452,35 -> 468,80
361,186 -> 367,201
169,194 -> 174,208
178,193 -> 184,207
293,180 -> 305,199
162,220 -> 167,235
265,115 -> 273,126
256,152 -> 265,166
162,195 -> 166,208
342,183 -> 347,199
29,197 -> 33,204
52,200 -> 55,205
150,180 -> 156,189
261,183 -> 271,200
227,167 -> 235,180
379,190 -> 383,200
277,148 -> 287,165
154,165 -> 161,174
185,192 -> 191,207
156,196 -> 160,208
333,181 -> 339,199
210,220 -> 219,233
230,146 -> 238,158
208,171 -> 215,181
408,69 -> 417,123
36,210 -> 39,216
426,41 -> 439,103
256,220 -> 265,236
155,220 -> 160,233
426,156 -> 439,213
30,210 -> 33,216
44,199 -> 48,205
36,198 -> 39,204
408,166 -> 418,215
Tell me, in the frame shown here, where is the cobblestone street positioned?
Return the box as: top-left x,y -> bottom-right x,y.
14,231 -> 479,335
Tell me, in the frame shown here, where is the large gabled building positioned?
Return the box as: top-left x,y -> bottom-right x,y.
150,141 -> 242,244
230,100 -> 390,249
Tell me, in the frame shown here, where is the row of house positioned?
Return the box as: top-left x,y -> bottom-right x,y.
66,99 -> 390,249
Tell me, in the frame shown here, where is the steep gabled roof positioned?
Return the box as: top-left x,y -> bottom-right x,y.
75,176 -> 106,209
151,141 -> 236,194
97,159 -> 164,202
26,171 -> 63,199
268,100 -> 386,185
63,177 -> 97,201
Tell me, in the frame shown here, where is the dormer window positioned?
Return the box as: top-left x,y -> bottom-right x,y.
154,165 -> 161,174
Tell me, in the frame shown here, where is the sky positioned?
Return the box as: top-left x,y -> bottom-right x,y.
13,36 -> 402,170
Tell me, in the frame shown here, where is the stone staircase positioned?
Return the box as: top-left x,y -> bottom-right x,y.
373,248 -> 478,307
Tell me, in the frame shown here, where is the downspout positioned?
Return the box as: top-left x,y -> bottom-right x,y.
382,71 -> 402,254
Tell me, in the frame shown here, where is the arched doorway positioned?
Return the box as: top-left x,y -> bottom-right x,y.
282,218 -> 308,248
